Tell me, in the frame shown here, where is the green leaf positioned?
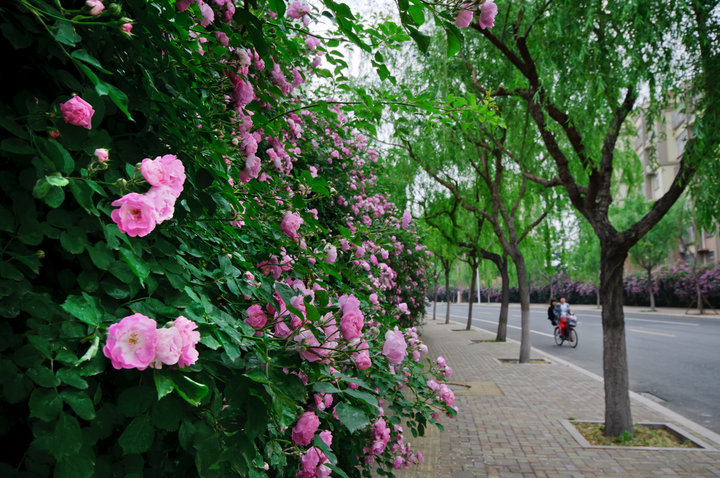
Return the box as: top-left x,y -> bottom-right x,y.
312,382 -> 340,394
44,186 -> 65,208
88,242 -> 113,270
334,402 -> 369,433
53,20 -> 81,46
170,373 -> 209,407
51,412 -> 83,459
409,29 -> 431,54
46,138 -> 75,174
32,177 -> 51,199
71,49 -> 112,74
153,372 -> 174,400
26,365 -> 61,387
62,390 -> 96,420
60,227 -> 88,254
46,173 -> 69,187
62,294 -> 101,326
152,396 -> 183,431
75,335 -> 100,366
120,248 -> 150,287
1,138 -> 33,154
344,389 -> 378,407
29,388 -> 62,422
118,415 -> 154,455
55,448 -> 94,478
57,368 -> 89,389
69,180 -> 98,215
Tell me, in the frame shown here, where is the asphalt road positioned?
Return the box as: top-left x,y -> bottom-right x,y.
436,302 -> 720,435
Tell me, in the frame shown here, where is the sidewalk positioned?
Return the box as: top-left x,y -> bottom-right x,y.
399,319 -> 720,477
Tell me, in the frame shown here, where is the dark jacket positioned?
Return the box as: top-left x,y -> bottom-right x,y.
547,305 -> 557,324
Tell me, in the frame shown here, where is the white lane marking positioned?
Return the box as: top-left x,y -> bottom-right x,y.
450,314 -> 555,338
627,328 -> 676,338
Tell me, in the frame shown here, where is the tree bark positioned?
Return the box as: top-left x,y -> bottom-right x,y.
646,267 -> 656,311
432,281 -> 438,320
466,264 -> 477,330
444,264 -> 451,324
514,252 -> 532,363
496,256 -> 510,341
600,243 -> 633,437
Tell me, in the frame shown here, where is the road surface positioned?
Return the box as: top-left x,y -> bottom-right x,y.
435,302 -> 720,434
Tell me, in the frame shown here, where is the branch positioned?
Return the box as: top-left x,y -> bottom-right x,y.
518,210 -> 549,244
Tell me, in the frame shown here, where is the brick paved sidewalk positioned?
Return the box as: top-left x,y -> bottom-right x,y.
399,320 -> 720,478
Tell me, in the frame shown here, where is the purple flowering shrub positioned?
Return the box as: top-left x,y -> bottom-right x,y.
0,1 -> 465,477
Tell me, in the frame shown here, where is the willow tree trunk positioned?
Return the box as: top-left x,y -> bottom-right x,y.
496,258 -> 510,341
646,268 -> 656,311
466,267 -> 477,330
444,266 -> 451,325
600,244 -> 633,437
512,252 -> 532,363
432,277 -> 439,320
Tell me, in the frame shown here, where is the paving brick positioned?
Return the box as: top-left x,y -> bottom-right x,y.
396,319 -> 720,477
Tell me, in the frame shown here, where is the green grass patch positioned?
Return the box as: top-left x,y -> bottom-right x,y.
574,422 -> 699,448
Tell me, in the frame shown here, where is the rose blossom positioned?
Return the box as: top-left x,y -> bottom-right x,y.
60,96 -> 94,129
85,0 -> 104,15
145,187 -> 176,224
454,4 -> 474,28
110,192 -> 158,237
244,304 -> 268,329
354,348 -> 372,370
478,0 -> 498,29
103,313 -> 158,370
382,327 -> 407,365
439,383 -> 455,406
319,430 -> 332,446
292,411 -> 319,446
94,148 -> 109,162
280,211 -> 303,240
140,154 -> 186,197
174,316 -> 200,368
151,327 -> 183,368
323,244 -> 337,263
121,23 -> 133,34
340,308 -> 363,340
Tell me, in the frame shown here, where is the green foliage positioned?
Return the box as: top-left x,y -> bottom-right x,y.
0,1 -> 454,476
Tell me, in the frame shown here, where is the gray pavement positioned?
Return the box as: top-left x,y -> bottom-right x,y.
399,316 -> 720,477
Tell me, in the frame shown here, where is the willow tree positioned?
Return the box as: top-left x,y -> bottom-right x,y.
450,0 -> 720,436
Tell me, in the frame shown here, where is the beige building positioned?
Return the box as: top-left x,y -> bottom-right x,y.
628,104 -> 718,264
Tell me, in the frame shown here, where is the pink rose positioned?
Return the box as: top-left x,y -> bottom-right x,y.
369,293 -> 379,305
60,96 -> 95,129
215,31 -> 229,46
401,209 -> 411,228
94,148 -> 109,162
176,0 -> 194,11
244,304 -> 267,329
436,356 -> 446,368
354,348 -> 372,370
110,192 -> 158,237
280,211 -> 303,240
140,154 -> 186,197
145,187 -> 176,224
174,316 -> 200,368
398,302 -> 408,314
454,6 -> 474,28
305,35 -> 321,50
382,327 -> 407,365
287,1 -> 309,20
319,430 -> 332,446
298,447 -> 330,478
427,379 -> 440,392
85,0 -> 105,15
152,327 -> 183,368
198,0 -> 214,27
121,23 -> 133,34
48,129 -> 60,138
478,0 -> 498,29
439,383 -> 455,406
103,313 -> 158,370
292,411 -> 319,446
323,245 -> 337,263
340,309 -> 363,341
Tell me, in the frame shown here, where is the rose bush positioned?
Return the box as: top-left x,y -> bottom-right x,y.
0,1 -> 468,477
